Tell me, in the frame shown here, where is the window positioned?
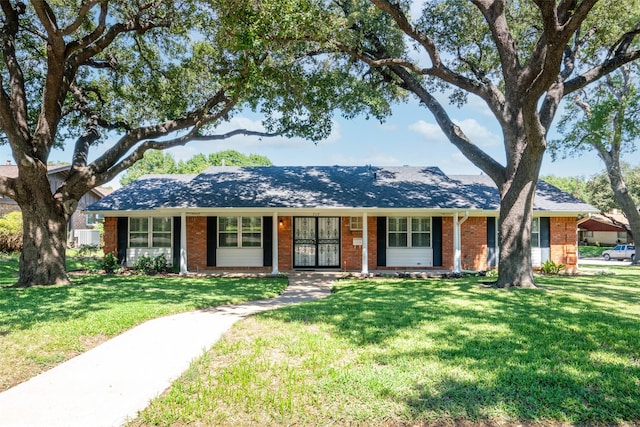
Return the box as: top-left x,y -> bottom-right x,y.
531,218 -> 540,248
617,231 -> 627,240
219,216 -> 262,248
129,218 -> 149,248
129,217 -> 172,248
350,217 -> 363,231
86,213 -> 104,226
388,217 -> 408,247
152,217 -> 172,247
242,217 -> 262,247
388,217 -> 431,248
411,217 -> 431,247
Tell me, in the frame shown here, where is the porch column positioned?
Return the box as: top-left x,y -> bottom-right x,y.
180,212 -> 188,275
272,212 -> 279,275
361,212 -> 369,275
453,212 -> 461,274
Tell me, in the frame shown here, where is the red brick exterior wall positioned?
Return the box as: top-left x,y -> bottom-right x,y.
550,216 -> 578,272
186,216 -> 207,271
105,214 -> 578,273
341,217 -> 360,271
442,216 -> 454,269
461,217 -> 488,271
103,217 -> 117,255
277,216 -> 293,271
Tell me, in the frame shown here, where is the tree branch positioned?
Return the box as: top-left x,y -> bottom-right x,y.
391,65 -> 506,186
61,0 -> 105,36
0,175 -> 17,199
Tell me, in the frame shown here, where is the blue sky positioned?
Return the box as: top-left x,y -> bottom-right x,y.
0,93 -> 619,189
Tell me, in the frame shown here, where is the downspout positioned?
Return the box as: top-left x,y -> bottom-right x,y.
180,212 -> 188,275
361,212 -> 368,275
453,211 -> 469,274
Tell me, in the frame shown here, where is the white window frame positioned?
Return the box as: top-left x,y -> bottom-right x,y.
218,216 -> 263,248
350,216 -> 363,231
129,217 -> 172,248
531,218 -> 540,248
387,217 -> 432,248
86,213 -> 104,226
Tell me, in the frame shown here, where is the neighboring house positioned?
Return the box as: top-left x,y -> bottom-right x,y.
86,166 -> 596,274
578,212 -> 631,246
0,162 -> 112,245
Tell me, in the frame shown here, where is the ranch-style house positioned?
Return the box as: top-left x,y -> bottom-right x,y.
86,166 -> 596,274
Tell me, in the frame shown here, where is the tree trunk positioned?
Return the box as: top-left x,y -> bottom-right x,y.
605,162 -> 640,266
495,152 -> 543,288
14,194 -> 70,288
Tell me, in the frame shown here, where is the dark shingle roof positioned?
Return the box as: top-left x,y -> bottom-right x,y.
87,166 -> 597,213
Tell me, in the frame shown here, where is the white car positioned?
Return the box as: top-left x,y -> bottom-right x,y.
602,244 -> 636,261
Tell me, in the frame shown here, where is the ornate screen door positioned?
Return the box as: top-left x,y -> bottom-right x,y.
293,217 -> 340,268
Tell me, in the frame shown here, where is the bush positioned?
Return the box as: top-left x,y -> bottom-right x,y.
0,211 -> 22,252
541,260 -> 566,275
101,252 -> 121,274
78,244 -> 101,258
133,254 -> 169,275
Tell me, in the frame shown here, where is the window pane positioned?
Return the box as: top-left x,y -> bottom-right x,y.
242,217 -> 261,232
412,217 -> 430,232
153,217 -> 172,232
152,233 -> 171,248
531,233 -> 540,248
130,218 -> 148,232
130,233 -> 148,248
389,233 -> 407,247
350,217 -> 363,230
389,217 -> 407,232
219,233 -> 238,247
242,233 -> 262,247
219,217 -> 238,232
531,218 -> 539,233
412,232 -> 431,247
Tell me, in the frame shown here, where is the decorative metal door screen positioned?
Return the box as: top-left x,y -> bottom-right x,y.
293,217 -> 340,268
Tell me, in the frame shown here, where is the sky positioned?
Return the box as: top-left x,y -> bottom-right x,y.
0,93 -> 616,190
122,94 -> 620,187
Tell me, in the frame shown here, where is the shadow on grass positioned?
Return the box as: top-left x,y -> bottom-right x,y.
258,275 -> 640,424
0,274 -> 286,333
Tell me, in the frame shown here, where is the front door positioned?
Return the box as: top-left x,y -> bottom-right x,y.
293,217 -> 340,268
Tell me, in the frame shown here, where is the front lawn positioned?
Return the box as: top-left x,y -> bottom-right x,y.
0,263 -> 287,391
133,267 -> 640,426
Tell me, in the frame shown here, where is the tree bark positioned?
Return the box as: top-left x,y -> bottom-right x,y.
604,159 -> 640,266
16,205 -> 70,287
496,150 -> 543,288
13,169 -> 71,287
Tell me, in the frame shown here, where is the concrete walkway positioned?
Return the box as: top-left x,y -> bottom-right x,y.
0,273 -> 337,427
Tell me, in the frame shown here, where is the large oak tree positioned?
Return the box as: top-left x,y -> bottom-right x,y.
329,0 -> 640,287
552,64 -> 640,262
0,0 -> 393,286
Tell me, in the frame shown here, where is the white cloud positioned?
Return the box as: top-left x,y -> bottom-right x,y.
408,120 -> 449,143
409,118 -> 500,148
453,118 -> 501,147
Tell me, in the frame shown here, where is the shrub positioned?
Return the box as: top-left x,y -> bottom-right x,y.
0,211 -> 23,252
541,260 -> 566,275
133,254 -> 169,275
78,244 -> 100,258
101,252 -> 121,274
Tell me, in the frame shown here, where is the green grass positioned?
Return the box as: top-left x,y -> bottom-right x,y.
133,267 -> 640,426
0,254 -> 287,391
578,245 -> 610,258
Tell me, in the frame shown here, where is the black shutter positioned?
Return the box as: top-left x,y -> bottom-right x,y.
432,217 -> 443,266
540,217 -> 551,249
540,217 -> 551,263
116,217 -> 128,265
376,217 -> 386,267
172,217 -> 181,270
206,216 -> 217,267
263,216 -> 273,267
487,217 -> 497,267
